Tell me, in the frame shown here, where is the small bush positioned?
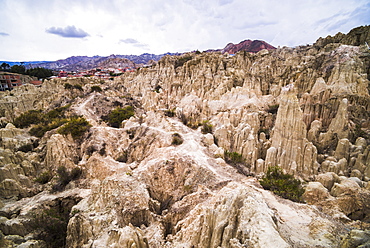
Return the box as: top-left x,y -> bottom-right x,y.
259,166 -> 305,203
175,56 -> 193,68
45,104 -> 70,119
13,110 -> 44,128
103,106 -> 135,128
70,167 -> 82,180
116,151 -> 128,163
268,104 -> 279,114
224,150 -> 245,164
18,143 -> 33,153
35,171 -> 53,184
64,83 -> 83,91
91,85 -> 102,92
164,109 -> 176,117
53,166 -> 82,191
58,117 -> 91,140
172,133 -> 183,145
201,120 -> 213,134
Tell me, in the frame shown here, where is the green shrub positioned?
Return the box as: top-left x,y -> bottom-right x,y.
35,171 -> 53,184
53,166 -> 82,191
64,83 -> 83,91
30,119 -> 68,138
91,85 -> 102,92
175,56 -> 193,68
201,120 -> 213,134
172,133 -> 183,145
13,110 -> 44,128
18,143 -> 33,153
164,109 -> 176,117
267,104 -> 279,114
224,150 -> 245,164
45,104 -> 70,119
70,167 -> 82,180
58,117 -> 91,139
103,106 -> 135,128
259,166 -> 305,203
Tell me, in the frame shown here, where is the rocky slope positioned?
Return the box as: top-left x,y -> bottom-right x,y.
0,26 -> 370,247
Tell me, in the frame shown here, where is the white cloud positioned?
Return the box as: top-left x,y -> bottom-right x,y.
0,0 -> 369,61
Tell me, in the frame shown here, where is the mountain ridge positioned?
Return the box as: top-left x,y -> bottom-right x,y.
2,39 -> 276,72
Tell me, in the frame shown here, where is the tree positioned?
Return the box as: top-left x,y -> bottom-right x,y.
0,62 -> 10,71
10,65 -> 26,74
26,67 -> 53,79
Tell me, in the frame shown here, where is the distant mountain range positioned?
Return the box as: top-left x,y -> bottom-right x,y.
1,39 -> 276,72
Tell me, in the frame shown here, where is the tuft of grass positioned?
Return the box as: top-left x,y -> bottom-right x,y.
267,104 -> 279,114
259,166 -> 305,203
91,85 -> 102,92
171,133 -> 184,145
164,109 -> 176,117
52,166 -> 82,192
201,120 -> 213,134
35,171 -> 53,184
64,83 -> 83,91
224,150 -> 245,164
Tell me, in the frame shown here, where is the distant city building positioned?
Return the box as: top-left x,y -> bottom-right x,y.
0,72 -> 22,91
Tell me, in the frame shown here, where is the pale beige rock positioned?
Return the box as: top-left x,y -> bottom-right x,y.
331,179 -> 361,197
335,138 -> 350,161
265,85 -> 317,177
316,172 -> 338,190
45,134 -> 79,170
303,182 -> 332,204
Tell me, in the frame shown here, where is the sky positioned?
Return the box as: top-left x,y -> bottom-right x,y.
0,0 -> 369,62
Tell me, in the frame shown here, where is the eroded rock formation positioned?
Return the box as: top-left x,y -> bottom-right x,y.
0,26 -> 369,247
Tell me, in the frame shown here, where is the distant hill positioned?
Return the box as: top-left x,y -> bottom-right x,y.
221,40 -> 276,54
22,53 -> 179,72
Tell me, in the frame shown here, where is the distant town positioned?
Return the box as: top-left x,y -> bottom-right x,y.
0,64 -> 137,91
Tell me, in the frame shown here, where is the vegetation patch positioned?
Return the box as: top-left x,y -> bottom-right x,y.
91,85 -> 102,92
175,55 -> 193,68
17,143 -> 34,153
14,105 -> 71,138
35,171 -> 53,184
57,117 -> 91,140
64,83 -> 83,91
52,166 -> 82,192
171,133 -> 184,145
267,104 -> 279,114
224,150 -> 245,164
259,166 -> 305,203
164,108 -> 176,117
13,110 -> 44,128
201,120 -> 213,134
102,106 -> 135,128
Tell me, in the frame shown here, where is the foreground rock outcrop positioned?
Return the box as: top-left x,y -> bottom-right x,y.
0,26 -> 369,247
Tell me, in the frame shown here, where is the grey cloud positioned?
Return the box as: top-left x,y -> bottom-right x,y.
0,32 -> 9,36
119,38 -> 139,44
119,38 -> 149,50
45,25 -> 89,38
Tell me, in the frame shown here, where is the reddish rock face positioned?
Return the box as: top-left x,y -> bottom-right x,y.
221,39 -> 276,54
